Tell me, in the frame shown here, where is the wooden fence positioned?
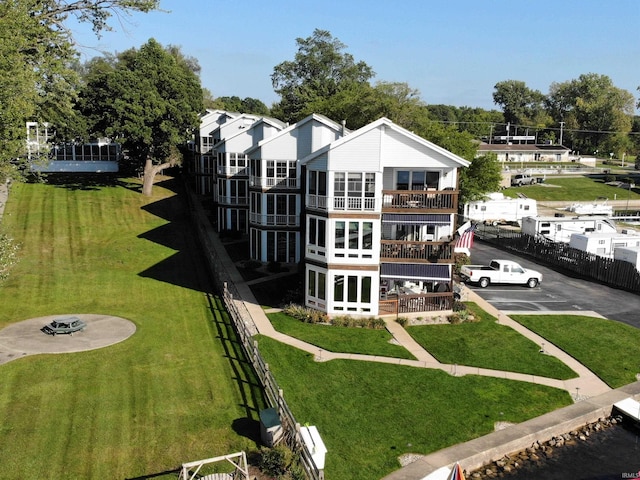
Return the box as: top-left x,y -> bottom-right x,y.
475,225 -> 640,293
184,184 -> 323,480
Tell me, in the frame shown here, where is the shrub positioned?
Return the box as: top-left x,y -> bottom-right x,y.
604,174 -> 616,183
283,303 -> 328,324
396,317 -> 408,327
259,445 -> 294,477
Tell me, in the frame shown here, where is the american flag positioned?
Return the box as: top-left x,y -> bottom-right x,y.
455,223 -> 476,250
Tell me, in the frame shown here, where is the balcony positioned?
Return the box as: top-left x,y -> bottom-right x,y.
217,165 -> 249,177
249,213 -> 300,227
380,240 -> 453,263
379,292 -> 453,315
217,196 -> 249,206
382,189 -> 458,212
250,176 -> 299,189
306,195 -> 378,212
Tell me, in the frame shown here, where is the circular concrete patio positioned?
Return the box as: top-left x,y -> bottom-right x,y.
0,314 -> 136,365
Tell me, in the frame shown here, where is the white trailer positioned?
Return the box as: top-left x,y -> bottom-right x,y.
521,215 -> 617,243
463,192 -> 537,226
569,232 -> 640,258
614,246 -> 640,270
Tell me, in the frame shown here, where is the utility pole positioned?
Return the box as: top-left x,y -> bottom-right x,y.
559,121 -> 565,146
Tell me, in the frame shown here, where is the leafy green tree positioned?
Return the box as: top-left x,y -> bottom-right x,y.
209,95 -> 270,115
493,80 -> 549,130
271,29 -> 374,123
78,39 -> 203,195
546,73 -> 634,155
458,153 -> 502,204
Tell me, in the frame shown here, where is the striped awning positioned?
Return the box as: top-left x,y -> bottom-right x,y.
382,214 -> 451,225
380,263 -> 450,281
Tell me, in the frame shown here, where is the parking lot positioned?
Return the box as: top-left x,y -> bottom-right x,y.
466,241 -> 640,328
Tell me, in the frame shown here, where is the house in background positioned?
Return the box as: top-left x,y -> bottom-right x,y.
477,143 -> 570,164
27,121 -> 120,173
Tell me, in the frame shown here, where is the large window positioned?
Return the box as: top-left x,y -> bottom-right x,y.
309,217 -> 326,248
335,221 -> 345,249
396,170 -> 440,190
309,170 -> 327,196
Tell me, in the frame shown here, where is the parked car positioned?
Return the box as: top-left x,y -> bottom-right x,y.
42,316 -> 86,336
460,259 -> 543,288
511,174 -> 537,186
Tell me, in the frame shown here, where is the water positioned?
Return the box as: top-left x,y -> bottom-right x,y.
496,422 -> 640,479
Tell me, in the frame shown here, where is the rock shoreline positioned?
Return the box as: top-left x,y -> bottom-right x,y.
466,415 -> 624,478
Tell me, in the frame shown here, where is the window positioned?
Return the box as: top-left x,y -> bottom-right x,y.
363,222 -> 373,250
365,173 -> 375,197
309,218 -> 326,248
334,275 -> 344,301
335,221 -> 345,249
349,222 -> 359,249
361,277 -> 371,303
348,173 -> 362,197
318,272 -> 326,300
308,270 -> 316,297
334,172 -> 345,196
347,276 -> 358,302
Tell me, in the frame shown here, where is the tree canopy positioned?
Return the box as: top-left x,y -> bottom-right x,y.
271,29 -> 374,124
78,39 -> 204,195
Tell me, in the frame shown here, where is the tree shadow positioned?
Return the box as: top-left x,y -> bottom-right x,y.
124,467 -> 181,480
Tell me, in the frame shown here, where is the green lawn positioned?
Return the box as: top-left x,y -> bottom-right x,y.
256,336 -> 571,480
511,314 -> 640,388
0,178 -> 265,480
406,304 -> 577,380
502,176 -> 640,202
267,311 -> 416,360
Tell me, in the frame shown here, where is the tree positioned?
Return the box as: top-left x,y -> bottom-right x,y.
78,39 -> 203,195
0,0 -> 159,181
458,153 -> 502,204
546,73 -> 634,155
492,80 -> 549,133
271,29 -> 374,123
209,95 -> 270,115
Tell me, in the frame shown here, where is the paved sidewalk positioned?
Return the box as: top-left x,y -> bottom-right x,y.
219,238 -> 612,398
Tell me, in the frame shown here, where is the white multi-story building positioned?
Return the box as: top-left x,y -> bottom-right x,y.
302,117 -> 469,317
193,112 -> 470,316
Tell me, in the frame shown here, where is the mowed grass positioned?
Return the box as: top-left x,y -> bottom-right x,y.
256,336 -> 572,480
511,314 -> 640,388
406,304 -> 577,380
502,176 -> 640,202
0,178 -> 265,480
267,311 -> 416,359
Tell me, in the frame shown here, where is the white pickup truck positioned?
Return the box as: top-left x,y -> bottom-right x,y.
460,259 -> 543,288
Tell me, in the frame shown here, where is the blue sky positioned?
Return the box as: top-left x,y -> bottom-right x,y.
68,0 -> 640,111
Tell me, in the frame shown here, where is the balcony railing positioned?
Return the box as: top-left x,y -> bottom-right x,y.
306,194 -> 378,211
217,165 -> 249,176
380,241 -> 453,262
249,213 -> 299,227
382,189 -> 458,211
250,176 -> 299,189
379,292 -> 453,315
217,196 -> 249,206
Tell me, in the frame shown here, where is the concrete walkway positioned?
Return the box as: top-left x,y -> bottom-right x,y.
217,230 -> 612,399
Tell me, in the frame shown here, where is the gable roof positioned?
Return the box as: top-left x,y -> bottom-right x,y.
245,113 -> 346,155
300,117 -> 470,167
